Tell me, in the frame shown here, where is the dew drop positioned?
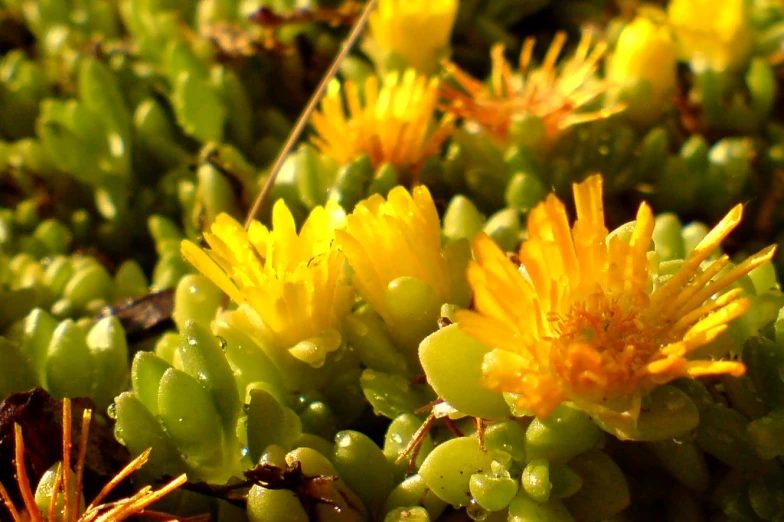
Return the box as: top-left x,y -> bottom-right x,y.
217,335 -> 228,351
466,498 -> 488,521
337,434 -> 351,448
106,402 -> 117,419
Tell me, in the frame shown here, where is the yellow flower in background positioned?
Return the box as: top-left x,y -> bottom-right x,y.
668,0 -> 753,71
181,201 -> 355,367
309,70 -> 454,175
367,0 -> 458,74
457,175 -> 776,423
608,15 -> 678,124
336,185 -> 452,325
441,32 -> 624,144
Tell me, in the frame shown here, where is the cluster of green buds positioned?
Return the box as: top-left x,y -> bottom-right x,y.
0,310 -> 128,409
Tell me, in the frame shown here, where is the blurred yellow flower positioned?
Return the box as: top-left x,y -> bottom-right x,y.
367,0 -> 458,74
336,185 -> 452,325
309,70 -> 454,176
441,32 -> 624,144
608,15 -> 678,124
668,0 -> 753,71
457,175 -> 776,422
181,201 -> 354,367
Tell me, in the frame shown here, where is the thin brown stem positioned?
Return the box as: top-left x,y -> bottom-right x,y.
14,424 -> 43,522
243,0 -> 379,229
62,399 -> 73,522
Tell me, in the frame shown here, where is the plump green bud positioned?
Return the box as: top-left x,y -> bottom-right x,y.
112,392 -> 188,479
360,370 -> 427,419
419,324 -> 510,419
212,318 -> 287,402
247,485 -> 308,522
34,462 -> 84,522
652,213 -> 685,262
172,72 -> 226,144
45,320 -> 95,399
330,155 -> 374,211
285,447 -> 367,521
522,458 -> 552,503
113,260 -> 148,301
443,195 -> 485,241
369,164 -> 399,197
747,479 -> 784,521
648,440 -> 710,493
246,387 -> 302,462
525,405 -> 602,462
0,337 -> 38,400
86,316 -> 129,408
132,352 -> 173,415
470,470 -> 519,511
743,336 -> 784,410
747,410 -> 784,460
157,367 -> 225,465
344,308 -> 409,375
594,385 -> 700,441
384,276 -> 442,355
505,172 -> 546,213
63,264 -> 113,312
508,493 -> 575,522
294,144 -> 332,209
384,413 -> 435,481
419,436 -> 503,507
483,209 -> 521,252
382,474 -> 447,521
299,401 -> 338,440
197,161 -> 242,225
562,450 -> 630,522
179,320 -> 241,432
33,219 -> 72,254
696,403 -> 775,471
294,434 -> 335,460
333,430 -> 395,512
485,420 -> 527,463
19,308 -> 58,381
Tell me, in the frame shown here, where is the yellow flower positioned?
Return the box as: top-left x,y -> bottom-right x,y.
309,69 -> 454,175
608,15 -> 678,124
441,31 -> 624,144
668,0 -> 753,71
336,185 -> 463,327
367,0 -> 458,74
457,175 -> 776,422
181,200 -> 354,367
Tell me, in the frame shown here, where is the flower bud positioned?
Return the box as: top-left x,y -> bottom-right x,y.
668,0 -> 754,72
608,15 -> 678,125
366,0 -> 458,75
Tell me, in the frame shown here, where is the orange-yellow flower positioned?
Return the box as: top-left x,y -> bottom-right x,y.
181,201 -> 354,367
441,32 -> 624,144
309,69 -> 454,173
457,175 -> 776,422
336,185 -> 454,325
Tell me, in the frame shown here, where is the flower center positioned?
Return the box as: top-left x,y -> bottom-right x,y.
547,294 -> 662,401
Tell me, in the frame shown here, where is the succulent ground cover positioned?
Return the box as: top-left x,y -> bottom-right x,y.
2,0 -> 784,521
